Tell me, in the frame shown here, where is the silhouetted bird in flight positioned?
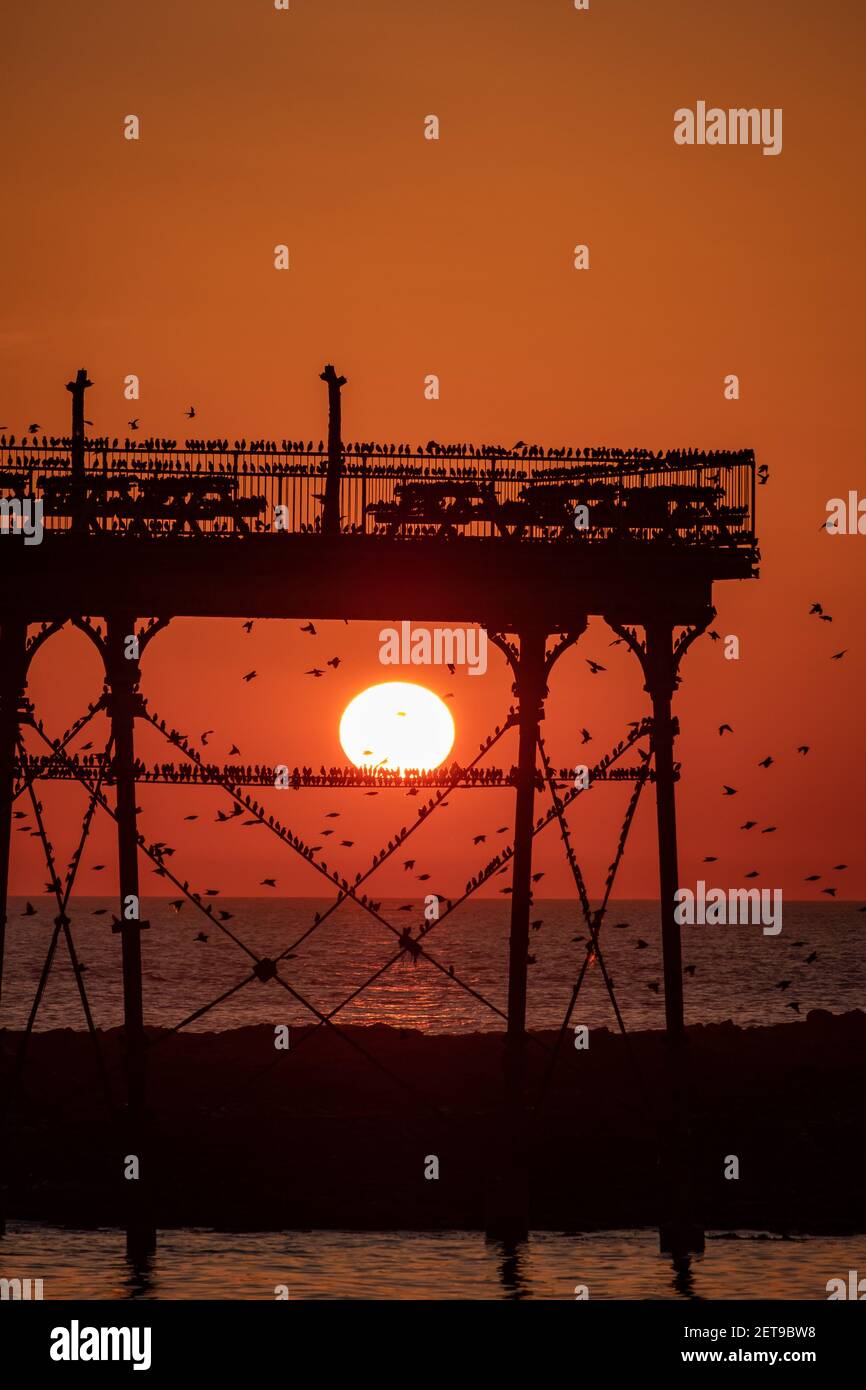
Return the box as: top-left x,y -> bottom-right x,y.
185,407 -> 196,419
306,668 -> 324,678
831,650 -> 848,660
719,724 -> 733,735
128,418 -> 139,430
300,622 -> 316,635
787,1001 -> 801,1014
586,659 -> 606,674
327,657 -> 341,669
722,785 -> 737,796
741,820 -> 756,829
810,603 -> 823,615
821,888 -> 836,897
242,621 -> 254,633
758,755 -> 773,768
195,932 -> 208,943
201,730 -> 213,745
242,670 -> 257,681
261,878 -> 277,887
797,745 -> 810,755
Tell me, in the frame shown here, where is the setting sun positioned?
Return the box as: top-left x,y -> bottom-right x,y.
339,682 -> 455,772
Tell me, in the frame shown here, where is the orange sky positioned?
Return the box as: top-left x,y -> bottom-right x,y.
2,0 -> 864,900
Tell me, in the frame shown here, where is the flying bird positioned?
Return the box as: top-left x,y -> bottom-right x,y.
586,660 -> 606,675
718,724 -> 733,736
722,786 -> 737,796
242,671 -> 257,682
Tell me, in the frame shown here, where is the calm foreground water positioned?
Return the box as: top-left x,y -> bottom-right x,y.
1,1224 -> 862,1300
3,897 -> 863,1034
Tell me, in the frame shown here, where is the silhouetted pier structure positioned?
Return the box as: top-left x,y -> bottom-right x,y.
0,366 -> 758,1261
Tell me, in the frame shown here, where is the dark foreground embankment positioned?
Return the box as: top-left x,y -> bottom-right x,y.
2,1010 -> 864,1232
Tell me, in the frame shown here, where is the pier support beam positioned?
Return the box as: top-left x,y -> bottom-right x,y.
643,618 -> 704,1258
486,627 -> 547,1242
104,614 -> 155,1260
0,619 -> 29,1015
0,619 -> 28,1238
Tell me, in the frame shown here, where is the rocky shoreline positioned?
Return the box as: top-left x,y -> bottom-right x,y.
3,1009 -> 864,1233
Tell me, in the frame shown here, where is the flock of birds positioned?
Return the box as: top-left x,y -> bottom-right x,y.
1,416 -> 754,470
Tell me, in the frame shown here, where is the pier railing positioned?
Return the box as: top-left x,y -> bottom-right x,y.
0,438 -> 756,547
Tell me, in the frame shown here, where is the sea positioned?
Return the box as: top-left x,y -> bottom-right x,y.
2,896 -> 863,1034
0,1225 -> 862,1300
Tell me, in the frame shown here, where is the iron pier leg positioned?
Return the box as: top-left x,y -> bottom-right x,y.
105,614 -> 155,1260
486,627 -> 547,1242
644,619 -> 704,1258
0,618 -> 28,1237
